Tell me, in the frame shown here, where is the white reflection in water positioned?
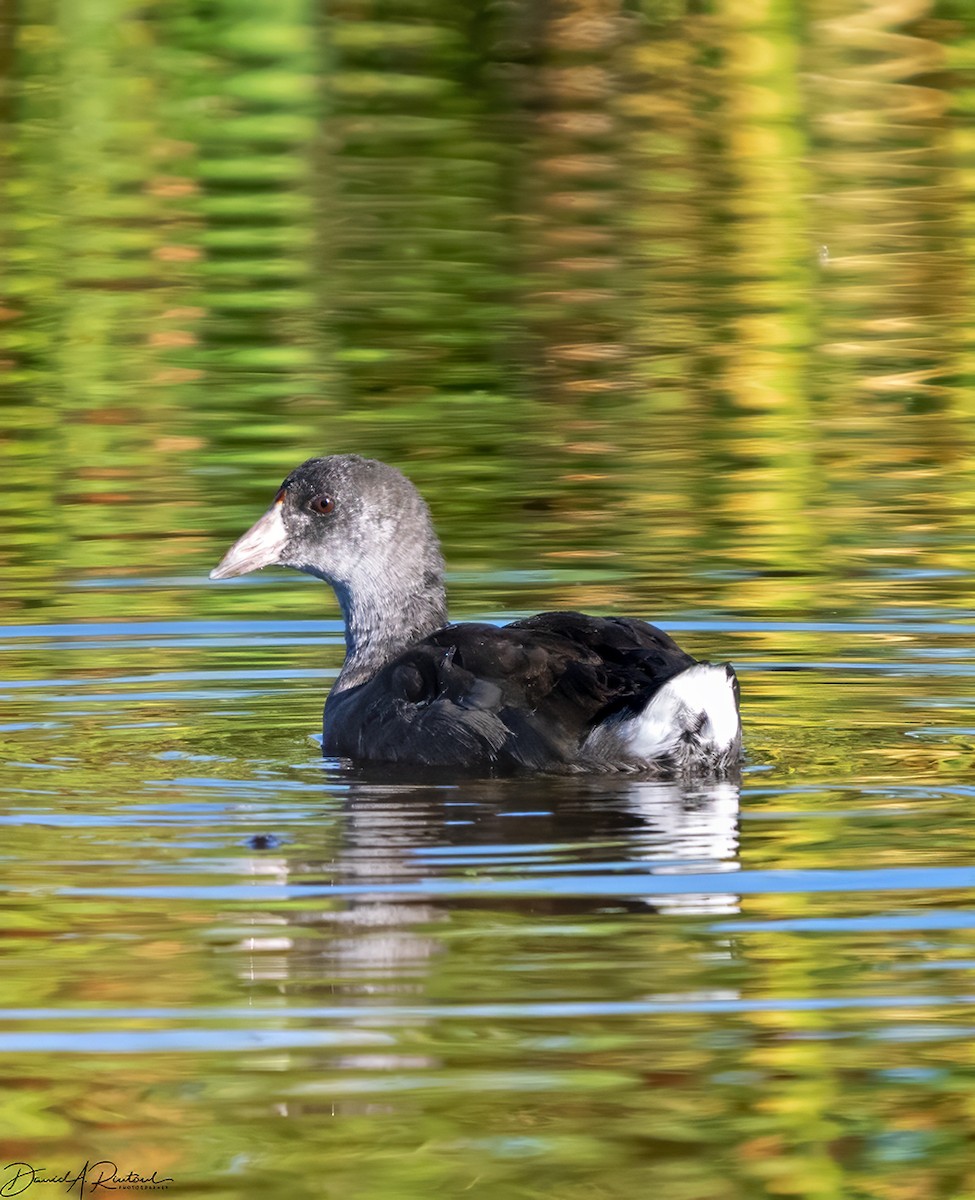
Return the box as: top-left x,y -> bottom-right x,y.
234,775 -> 741,1084
623,780 -> 740,916
231,776 -> 742,1011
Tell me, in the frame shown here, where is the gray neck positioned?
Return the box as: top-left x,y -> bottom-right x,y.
329,554 -> 448,694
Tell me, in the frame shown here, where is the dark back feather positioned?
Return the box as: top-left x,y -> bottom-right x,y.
323,612 -> 696,773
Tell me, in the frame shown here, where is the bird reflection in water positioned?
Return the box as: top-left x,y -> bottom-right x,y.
235,772 -> 741,988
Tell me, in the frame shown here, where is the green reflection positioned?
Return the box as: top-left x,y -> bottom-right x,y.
3,2 -> 975,1198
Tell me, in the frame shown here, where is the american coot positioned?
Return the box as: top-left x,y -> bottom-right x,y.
210,455 -> 742,776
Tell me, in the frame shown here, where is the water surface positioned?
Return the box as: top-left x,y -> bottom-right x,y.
3,2 -> 975,1198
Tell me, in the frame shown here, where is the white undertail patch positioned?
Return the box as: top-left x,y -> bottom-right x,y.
587,663 -> 741,770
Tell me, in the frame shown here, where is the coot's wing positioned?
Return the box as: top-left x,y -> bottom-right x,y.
323,613 -> 697,772
509,611 -> 695,685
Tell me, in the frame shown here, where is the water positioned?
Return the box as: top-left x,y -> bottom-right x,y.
4,1 -> 975,1197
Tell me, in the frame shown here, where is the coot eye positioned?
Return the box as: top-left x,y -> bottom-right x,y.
309,495 -> 334,516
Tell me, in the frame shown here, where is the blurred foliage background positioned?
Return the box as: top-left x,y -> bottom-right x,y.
3,0 -> 975,620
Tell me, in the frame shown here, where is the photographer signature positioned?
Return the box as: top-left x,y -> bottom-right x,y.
0,1161 -> 173,1197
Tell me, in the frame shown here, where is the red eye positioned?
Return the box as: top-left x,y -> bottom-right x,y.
309,495 -> 334,516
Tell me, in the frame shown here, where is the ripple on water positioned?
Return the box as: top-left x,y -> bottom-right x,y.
1,611 -> 975,1197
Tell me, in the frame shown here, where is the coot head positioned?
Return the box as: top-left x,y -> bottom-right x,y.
210,455 -> 449,689
210,454 -> 441,589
